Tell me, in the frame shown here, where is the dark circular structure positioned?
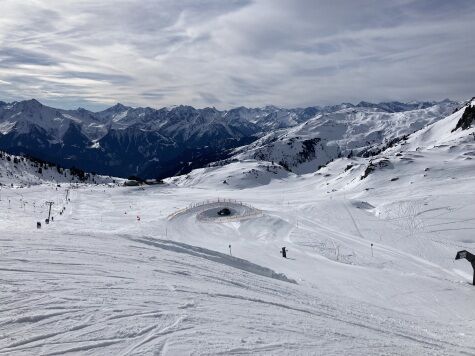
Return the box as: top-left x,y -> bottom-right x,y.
169,200 -> 262,223
217,208 -> 231,216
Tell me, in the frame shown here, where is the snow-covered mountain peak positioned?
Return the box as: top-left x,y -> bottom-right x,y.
109,102 -> 130,111
15,98 -> 43,110
0,97 -> 462,179
232,100 -> 459,175
96,103 -> 131,120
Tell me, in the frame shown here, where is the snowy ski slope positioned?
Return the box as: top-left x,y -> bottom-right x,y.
1,102 -> 475,355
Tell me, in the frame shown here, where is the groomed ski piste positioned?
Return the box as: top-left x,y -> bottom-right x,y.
1,102 -> 475,355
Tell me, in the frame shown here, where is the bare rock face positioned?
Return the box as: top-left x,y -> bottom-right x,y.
453,105 -> 475,132
361,158 -> 393,180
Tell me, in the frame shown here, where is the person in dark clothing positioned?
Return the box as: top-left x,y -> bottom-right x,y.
455,250 -> 475,285
280,247 -> 287,258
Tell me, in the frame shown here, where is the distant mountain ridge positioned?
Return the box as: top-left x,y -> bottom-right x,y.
231,100 -> 458,174
0,98 -> 459,178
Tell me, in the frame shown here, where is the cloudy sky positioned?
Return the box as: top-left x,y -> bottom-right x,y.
0,0 -> 474,110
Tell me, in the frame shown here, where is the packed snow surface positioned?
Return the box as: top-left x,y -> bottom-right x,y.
1,103 -> 475,355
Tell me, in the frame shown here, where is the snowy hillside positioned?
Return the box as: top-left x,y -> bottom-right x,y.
0,150 -> 119,187
167,160 -> 294,189
1,99 -> 475,354
233,100 -> 458,174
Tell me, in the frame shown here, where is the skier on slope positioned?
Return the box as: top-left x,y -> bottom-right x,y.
280,247 -> 287,258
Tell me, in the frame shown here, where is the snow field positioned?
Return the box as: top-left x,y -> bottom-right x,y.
1,102 -> 475,354
1,166 -> 475,355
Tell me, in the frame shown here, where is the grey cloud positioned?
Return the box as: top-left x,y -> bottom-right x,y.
295,65 -> 346,78
0,47 -> 59,67
62,71 -> 134,85
312,43 -> 341,55
198,92 -> 222,105
141,91 -> 167,99
0,0 -> 474,109
228,76 -> 268,96
399,0 -> 475,19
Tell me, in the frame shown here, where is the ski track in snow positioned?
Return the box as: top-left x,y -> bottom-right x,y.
0,180 -> 474,355
1,103 -> 475,354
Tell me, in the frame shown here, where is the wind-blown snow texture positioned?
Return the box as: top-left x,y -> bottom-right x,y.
1,100 -> 475,355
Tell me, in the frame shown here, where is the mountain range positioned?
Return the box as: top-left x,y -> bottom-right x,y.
0,98 -> 460,179
2,97 -> 475,354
